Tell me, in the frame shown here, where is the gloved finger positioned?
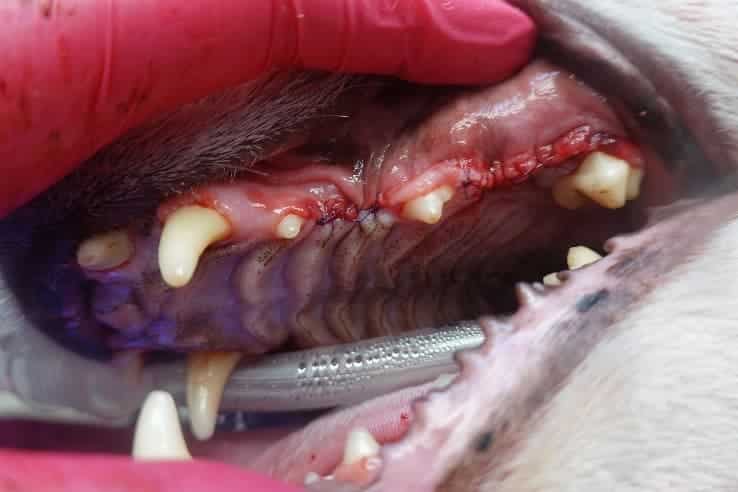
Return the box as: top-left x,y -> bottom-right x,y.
0,0 -> 535,217
292,0 -> 536,85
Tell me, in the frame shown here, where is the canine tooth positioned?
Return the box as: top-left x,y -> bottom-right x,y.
187,352 -> 242,441
402,186 -> 454,224
275,213 -> 305,239
626,167 -> 644,200
542,273 -> 562,286
158,205 -> 231,288
132,391 -> 192,461
342,427 -> 380,466
571,152 -> 630,209
551,176 -> 586,210
567,246 -> 603,270
76,230 -> 133,271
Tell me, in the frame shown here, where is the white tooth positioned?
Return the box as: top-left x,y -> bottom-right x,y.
626,167 -> 644,200
275,213 -> 305,239
187,352 -> 242,441
551,175 -> 586,210
571,152 -> 630,209
76,230 -> 133,271
132,390 -> 192,461
304,472 -> 321,485
342,427 -> 380,466
566,246 -> 603,270
158,205 -> 231,288
542,273 -> 562,286
402,186 -> 454,225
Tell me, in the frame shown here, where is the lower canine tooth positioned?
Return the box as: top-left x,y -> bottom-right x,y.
132,390 -> 192,461
567,246 -> 603,270
76,230 -> 133,271
276,213 -> 305,239
158,205 -> 231,288
626,168 -> 644,200
187,351 -> 242,441
342,428 -> 381,466
571,152 -> 630,209
402,186 -> 454,224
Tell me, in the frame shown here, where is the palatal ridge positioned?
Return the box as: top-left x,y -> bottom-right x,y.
76,150 -> 642,290
127,241 -> 608,472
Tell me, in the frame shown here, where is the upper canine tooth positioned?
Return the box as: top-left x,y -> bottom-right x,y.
551,175 -> 586,210
571,152 -> 630,209
187,352 -> 242,441
275,213 -> 305,239
402,186 -> 454,224
626,167 -> 644,200
567,246 -> 603,270
158,205 -> 231,288
132,390 -> 192,461
342,427 -> 381,466
76,230 -> 133,271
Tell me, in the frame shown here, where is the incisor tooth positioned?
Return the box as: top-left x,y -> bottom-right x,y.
187,352 -> 242,441
626,167 -> 644,200
571,152 -> 630,209
76,230 -> 133,271
542,273 -> 562,286
342,428 -> 380,466
276,213 -> 305,239
158,205 -> 231,288
551,175 -> 586,210
132,391 -> 191,461
567,246 -> 603,270
402,186 -> 454,224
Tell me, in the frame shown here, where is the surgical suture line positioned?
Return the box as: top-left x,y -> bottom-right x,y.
154,321 -> 486,413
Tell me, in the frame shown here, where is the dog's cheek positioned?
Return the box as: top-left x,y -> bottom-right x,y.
474,216 -> 738,492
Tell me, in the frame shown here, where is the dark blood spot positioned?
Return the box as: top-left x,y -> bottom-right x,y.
40,0 -> 53,18
309,453 -> 317,463
400,412 -> 409,422
576,289 -> 609,313
473,431 -> 494,453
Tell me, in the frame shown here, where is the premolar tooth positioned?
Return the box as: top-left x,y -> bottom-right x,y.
342,427 -> 381,466
275,213 -> 305,239
571,152 -> 630,209
567,246 -> 603,270
76,230 -> 133,271
542,273 -> 562,286
187,351 -> 242,441
132,391 -> 192,461
551,175 -> 586,210
626,167 -> 644,200
402,186 -> 454,224
158,205 -> 231,288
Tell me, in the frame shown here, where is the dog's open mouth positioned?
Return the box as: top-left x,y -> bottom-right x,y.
0,7 -> 724,491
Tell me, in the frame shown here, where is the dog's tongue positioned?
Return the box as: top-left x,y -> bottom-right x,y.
0,451 -> 301,492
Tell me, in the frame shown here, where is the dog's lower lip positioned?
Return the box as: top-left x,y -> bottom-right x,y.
0,448 -> 302,492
